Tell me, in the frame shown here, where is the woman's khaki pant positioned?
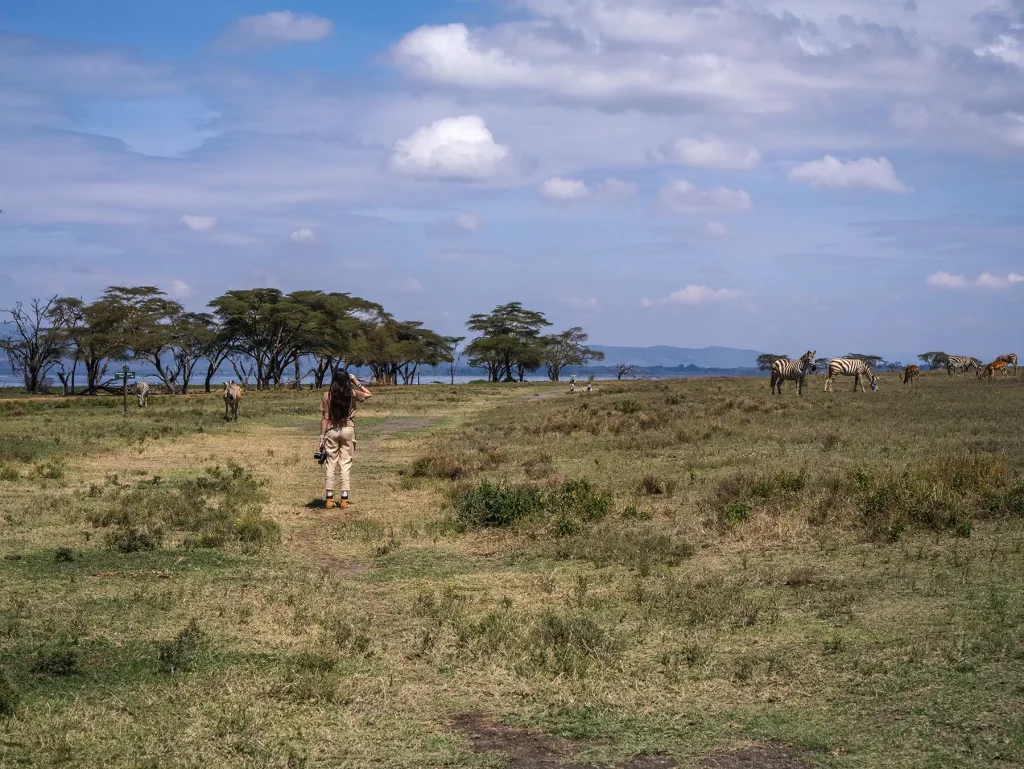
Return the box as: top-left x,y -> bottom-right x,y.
324,425 -> 356,493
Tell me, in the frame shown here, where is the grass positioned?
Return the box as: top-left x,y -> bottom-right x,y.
0,373 -> 1022,767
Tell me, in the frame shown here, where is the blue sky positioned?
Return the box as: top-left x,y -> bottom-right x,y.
1,1 -> 1022,361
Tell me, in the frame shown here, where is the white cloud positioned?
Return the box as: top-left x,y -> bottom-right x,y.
167,279 -> 192,299
180,214 -> 217,232
594,178 -> 638,201
565,296 -> 599,310
388,115 -> 511,181
219,11 -> 334,49
788,156 -> 909,193
540,177 -> 590,202
389,276 -> 425,295
642,285 -> 743,307
664,136 -> 761,170
705,221 -> 730,237
659,180 -> 751,215
926,271 -> 1024,290
453,213 -> 481,232
290,227 -> 318,245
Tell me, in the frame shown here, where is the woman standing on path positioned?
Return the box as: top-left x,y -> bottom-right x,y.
320,370 -> 372,510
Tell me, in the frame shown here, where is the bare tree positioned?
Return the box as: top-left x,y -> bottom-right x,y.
1,296 -> 66,392
614,363 -> 637,380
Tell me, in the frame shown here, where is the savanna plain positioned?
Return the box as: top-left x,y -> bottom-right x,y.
1,372 -> 1023,768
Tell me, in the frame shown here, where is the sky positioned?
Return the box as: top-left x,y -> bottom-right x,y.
0,0 -> 1022,362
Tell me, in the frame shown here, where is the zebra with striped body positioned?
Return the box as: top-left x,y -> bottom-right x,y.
770,350 -> 817,395
223,381 -> 243,421
824,358 -> 878,393
995,353 -> 1018,374
945,356 -> 981,376
135,380 -> 150,407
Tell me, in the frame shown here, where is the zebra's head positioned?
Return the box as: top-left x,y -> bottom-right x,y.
869,374 -> 879,391
800,350 -> 817,372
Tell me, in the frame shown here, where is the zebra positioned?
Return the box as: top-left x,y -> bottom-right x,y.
770,350 -> 817,395
902,365 -> 920,386
135,380 -> 150,407
824,358 -> 878,393
223,381 -> 243,421
995,353 -> 1018,374
945,356 -> 981,376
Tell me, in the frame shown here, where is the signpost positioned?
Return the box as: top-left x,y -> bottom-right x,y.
113,365 -> 136,416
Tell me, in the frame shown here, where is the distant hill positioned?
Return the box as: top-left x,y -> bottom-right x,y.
589,345 -> 766,369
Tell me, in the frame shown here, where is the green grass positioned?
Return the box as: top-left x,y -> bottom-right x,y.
0,373 -> 1023,767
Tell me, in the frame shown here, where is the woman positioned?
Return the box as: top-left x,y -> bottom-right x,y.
320,370 -> 372,510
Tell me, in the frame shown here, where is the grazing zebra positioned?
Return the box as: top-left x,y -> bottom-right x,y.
945,356 -> 981,376
135,380 -> 150,407
223,381 -> 243,421
979,360 -> 1009,380
902,365 -> 920,386
770,350 -> 817,395
995,353 -> 1018,374
824,358 -> 878,393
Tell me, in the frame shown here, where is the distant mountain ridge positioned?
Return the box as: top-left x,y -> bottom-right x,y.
588,345 -> 766,369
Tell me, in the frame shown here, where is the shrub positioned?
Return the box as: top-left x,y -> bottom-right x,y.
88,463 -> 278,552
453,480 -> 545,529
156,619 -> 206,674
0,668 -> 18,718
616,399 -> 642,415
640,474 -> 666,495
529,610 -> 618,676
408,452 -> 472,481
31,647 -> 78,677
452,478 -> 610,533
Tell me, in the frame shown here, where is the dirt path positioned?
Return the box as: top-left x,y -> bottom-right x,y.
451,714 -> 809,769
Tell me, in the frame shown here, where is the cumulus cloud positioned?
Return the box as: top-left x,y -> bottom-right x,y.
663,136 -> 761,170
540,177 -> 590,202
927,271 -> 1024,290
166,280 -> 192,299
642,285 -> 743,307
388,115 -> 511,181
659,180 -> 752,215
788,156 -> 909,193
181,214 -> 217,232
218,11 -> 334,49
705,221 -> 730,237
290,227 -> 318,245
389,2 -> 1024,150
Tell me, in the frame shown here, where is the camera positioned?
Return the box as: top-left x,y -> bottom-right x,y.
314,449 -> 327,465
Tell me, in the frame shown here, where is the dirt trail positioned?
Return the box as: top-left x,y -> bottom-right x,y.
452,714 -> 810,769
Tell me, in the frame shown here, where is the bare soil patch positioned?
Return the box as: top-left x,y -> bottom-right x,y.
451,713 -> 679,769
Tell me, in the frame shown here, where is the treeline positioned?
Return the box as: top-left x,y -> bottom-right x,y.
0,289 -> 602,395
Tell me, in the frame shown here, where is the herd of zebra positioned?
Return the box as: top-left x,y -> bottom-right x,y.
770,352 -> 1018,395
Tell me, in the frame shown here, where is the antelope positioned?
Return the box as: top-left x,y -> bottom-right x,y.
902,365 -> 920,386
979,360 -> 1009,380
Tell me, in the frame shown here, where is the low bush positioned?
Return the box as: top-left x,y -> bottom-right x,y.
451,478 -> 610,533
528,609 -> 619,676
87,463 -> 279,552
156,619 -> 206,674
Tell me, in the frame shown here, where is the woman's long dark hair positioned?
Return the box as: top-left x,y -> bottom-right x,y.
328,369 -> 354,425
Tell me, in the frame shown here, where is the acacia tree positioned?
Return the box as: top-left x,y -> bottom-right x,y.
918,351 -> 948,370
171,313 -> 217,394
465,302 -> 552,382
542,327 -> 604,381
208,289 -> 303,390
0,296 -> 66,392
289,291 -> 382,389
614,363 -> 637,380
756,353 -> 788,371
47,297 -> 88,394
87,286 -> 183,393
351,315 -> 454,385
